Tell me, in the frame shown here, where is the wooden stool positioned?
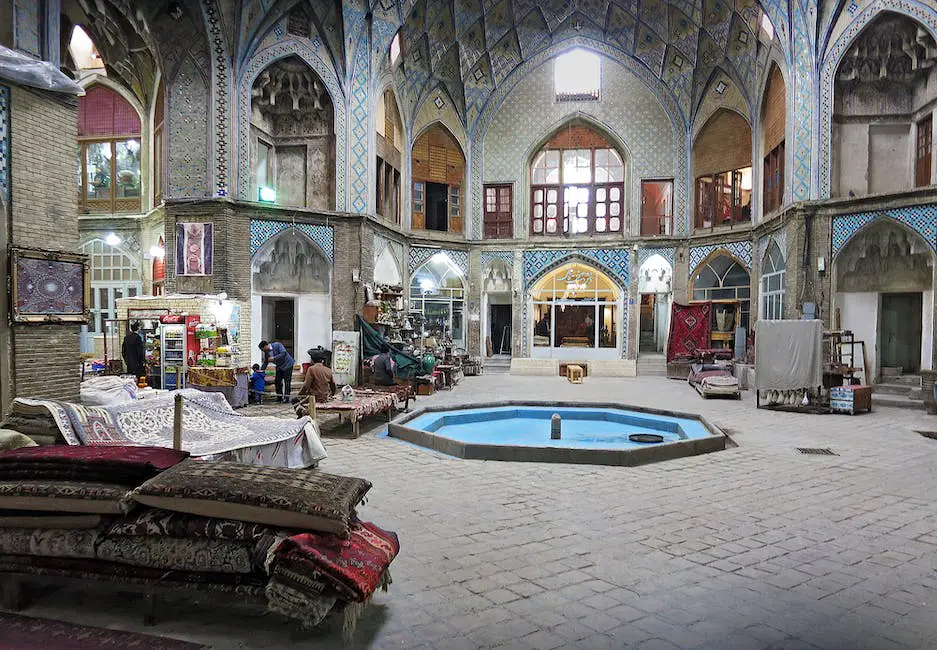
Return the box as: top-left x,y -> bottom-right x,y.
567,364 -> 584,384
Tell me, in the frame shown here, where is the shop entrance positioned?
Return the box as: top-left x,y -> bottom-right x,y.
880,292 -> 923,373
262,296 -> 295,360
489,303 -> 512,356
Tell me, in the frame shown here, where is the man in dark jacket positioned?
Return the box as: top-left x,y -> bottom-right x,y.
259,340 -> 295,403
373,344 -> 396,386
122,322 -> 146,379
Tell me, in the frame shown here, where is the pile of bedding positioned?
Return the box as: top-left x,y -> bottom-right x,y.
0,448 -> 399,637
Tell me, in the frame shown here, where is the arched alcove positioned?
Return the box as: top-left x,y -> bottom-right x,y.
638,254 -> 673,354
760,64 -> 786,216
693,109 -> 753,229
250,230 -> 332,364
691,252 -> 751,354
409,254 -> 466,348
528,120 -> 628,236
373,245 -> 402,286
835,219 -> 935,379
411,123 -> 465,234
831,13 -> 937,197
482,258 -> 513,357
250,55 -> 335,209
529,261 -> 621,360
376,87 -> 403,223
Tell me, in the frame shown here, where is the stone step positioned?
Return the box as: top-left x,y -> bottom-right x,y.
874,382 -> 920,396
872,393 -> 925,410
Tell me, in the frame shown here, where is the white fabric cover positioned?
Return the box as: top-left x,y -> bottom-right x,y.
755,319 -> 823,391
80,376 -> 138,405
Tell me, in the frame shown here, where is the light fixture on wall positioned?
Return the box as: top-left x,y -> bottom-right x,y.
258,186 -> 276,203
149,244 -> 165,258
105,233 -> 121,246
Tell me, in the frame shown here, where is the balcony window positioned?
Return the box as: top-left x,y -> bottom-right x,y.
696,167 -> 752,229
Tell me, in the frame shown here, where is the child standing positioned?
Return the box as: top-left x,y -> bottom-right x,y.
249,364 -> 266,405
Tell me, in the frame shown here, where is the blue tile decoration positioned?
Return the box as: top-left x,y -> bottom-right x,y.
236,38 -> 346,209
638,247 -> 676,269
168,56 -> 211,197
522,248 -> 631,289
689,241 -> 754,273
0,85 -> 9,206
472,38 -> 689,240
408,247 -> 470,275
832,205 -> 937,258
202,0 -> 229,197
347,32 -> 371,213
481,250 -> 515,271
791,0 -> 816,201
819,1 -> 937,197
249,219 -> 334,263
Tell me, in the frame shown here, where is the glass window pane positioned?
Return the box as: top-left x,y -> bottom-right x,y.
609,217 -> 621,231
85,142 -> 112,200
115,139 -> 141,198
533,219 -> 543,233
597,187 -> 606,202
610,203 -> 620,216
547,189 -> 557,203
534,189 -> 543,202
546,219 -> 557,233
596,218 -> 606,232
534,204 -> 543,218
596,203 -> 606,217
546,204 -> 557,218
610,187 -> 620,201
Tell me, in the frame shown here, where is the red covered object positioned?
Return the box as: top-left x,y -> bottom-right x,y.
668,302 -> 713,362
273,520 -> 400,602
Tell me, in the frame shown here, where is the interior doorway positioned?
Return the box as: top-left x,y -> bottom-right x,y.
262,296 -> 296,359
426,182 -> 449,231
489,303 -> 512,356
880,292 -> 923,373
639,294 -> 669,353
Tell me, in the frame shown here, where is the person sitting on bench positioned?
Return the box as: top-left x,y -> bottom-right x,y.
373,344 -> 396,386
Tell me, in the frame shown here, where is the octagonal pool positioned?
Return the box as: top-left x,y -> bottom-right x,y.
387,402 -> 727,466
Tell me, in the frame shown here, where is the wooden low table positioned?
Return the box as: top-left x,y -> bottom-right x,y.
304,390 -> 397,437
567,364 -> 584,384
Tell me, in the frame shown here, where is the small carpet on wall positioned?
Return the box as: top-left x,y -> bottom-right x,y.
0,612 -> 206,650
667,302 -> 712,362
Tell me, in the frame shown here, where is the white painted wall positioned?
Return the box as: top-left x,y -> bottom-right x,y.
868,124 -> 911,195
296,294 -> 332,363
832,122 -> 869,197
837,291 -> 879,381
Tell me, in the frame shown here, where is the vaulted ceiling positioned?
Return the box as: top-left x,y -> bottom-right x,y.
387,0 -> 780,132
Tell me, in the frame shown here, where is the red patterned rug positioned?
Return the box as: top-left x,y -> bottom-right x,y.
0,612 -> 206,649
668,302 -> 712,362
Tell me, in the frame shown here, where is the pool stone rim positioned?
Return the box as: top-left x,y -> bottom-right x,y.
388,401 -> 728,467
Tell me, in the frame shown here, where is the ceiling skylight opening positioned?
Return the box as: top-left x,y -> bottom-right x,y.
390,32 -> 402,66
760,13 -> 775,42
555,49 -> 601,102
69,25 -> 105,71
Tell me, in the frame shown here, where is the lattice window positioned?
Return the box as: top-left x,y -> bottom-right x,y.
760,241 -> 786,321
81,239 -> 142,332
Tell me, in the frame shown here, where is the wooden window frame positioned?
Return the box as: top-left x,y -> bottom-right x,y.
640,179 -> 674,236
916,114 -> 933,188
529,147 -> 625,236
694,167 -> 752,229
79,137 -> 143,214
762,141 -> 785,215
484,183 -> 514,239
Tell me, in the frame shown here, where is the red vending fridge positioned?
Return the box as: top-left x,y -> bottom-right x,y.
185,315 -> 201,368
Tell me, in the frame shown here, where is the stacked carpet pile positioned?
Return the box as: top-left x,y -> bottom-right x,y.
0,448 -> 400,638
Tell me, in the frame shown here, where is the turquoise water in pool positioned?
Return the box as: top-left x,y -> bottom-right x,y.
401,406 -> 711,450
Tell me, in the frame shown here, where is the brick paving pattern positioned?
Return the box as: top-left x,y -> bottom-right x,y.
10,376 -> 937,649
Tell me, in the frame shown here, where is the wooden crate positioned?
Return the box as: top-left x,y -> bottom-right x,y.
830,385 -> 872,415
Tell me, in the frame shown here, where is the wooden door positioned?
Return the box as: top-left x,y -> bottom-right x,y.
880,293 -> 923,373
916,115 -> 932,188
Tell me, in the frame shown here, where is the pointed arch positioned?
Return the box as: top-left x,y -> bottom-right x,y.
411,122 -> 466,234
638,253 -> 674,295
251,228 -> 332,295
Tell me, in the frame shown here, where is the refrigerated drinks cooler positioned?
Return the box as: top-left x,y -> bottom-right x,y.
160,324 -> 187,390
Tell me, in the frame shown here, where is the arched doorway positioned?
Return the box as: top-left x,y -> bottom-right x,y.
409,254 -> 466,349
250,229 -> 332,365
638,254 -> 673,354
834,219 -> 934,380
530,261 -> 621,360
249,55 -> 335,209
690,253 -> 751,355
482,258 -> 513,357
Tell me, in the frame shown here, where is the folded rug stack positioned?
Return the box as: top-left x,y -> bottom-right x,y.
0,450 -> 400,639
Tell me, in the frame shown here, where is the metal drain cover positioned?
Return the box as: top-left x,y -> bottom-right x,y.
797,447 -> 837,455
630,433 -> 664,443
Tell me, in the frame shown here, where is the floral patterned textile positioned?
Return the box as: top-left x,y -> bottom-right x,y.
0,480 -> 133,514
106,507 -> 274,542
0,511 -> 104,529
270,520 -> 400,602
95,536 -> 254,574
264,577 -> 339,629
0,445 -> 189,485
11,391 -> 326,468
132,460 -> 371,536
0,527 -> 102,558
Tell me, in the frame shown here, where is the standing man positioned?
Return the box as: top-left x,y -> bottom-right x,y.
122,322 -> 146,380
259,340 -> 295,403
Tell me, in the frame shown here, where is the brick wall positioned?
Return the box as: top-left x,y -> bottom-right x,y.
543,123 -> 615,150
693,109 -> 753,177
6,86 -> 81,406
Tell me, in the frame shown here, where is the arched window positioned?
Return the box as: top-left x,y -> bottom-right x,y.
691,253 -> 750,351
409,254 -> 465,347
760,242 -> 786,320
411,124 -> 465,233
78,85 -> 142,213
530,123 -> 625,235
531,262 -> 619,350
81,238 -> 142,332
694,109 -> 753,228
761,65 -> 786,214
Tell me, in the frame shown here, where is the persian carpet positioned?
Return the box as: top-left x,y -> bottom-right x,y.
0,612 -> 206,649
11,390 -> 326,468
667,302 -> 712,362
269,519 -> 400,602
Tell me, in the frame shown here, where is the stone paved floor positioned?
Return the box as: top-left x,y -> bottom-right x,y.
9,376 -> 937,649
